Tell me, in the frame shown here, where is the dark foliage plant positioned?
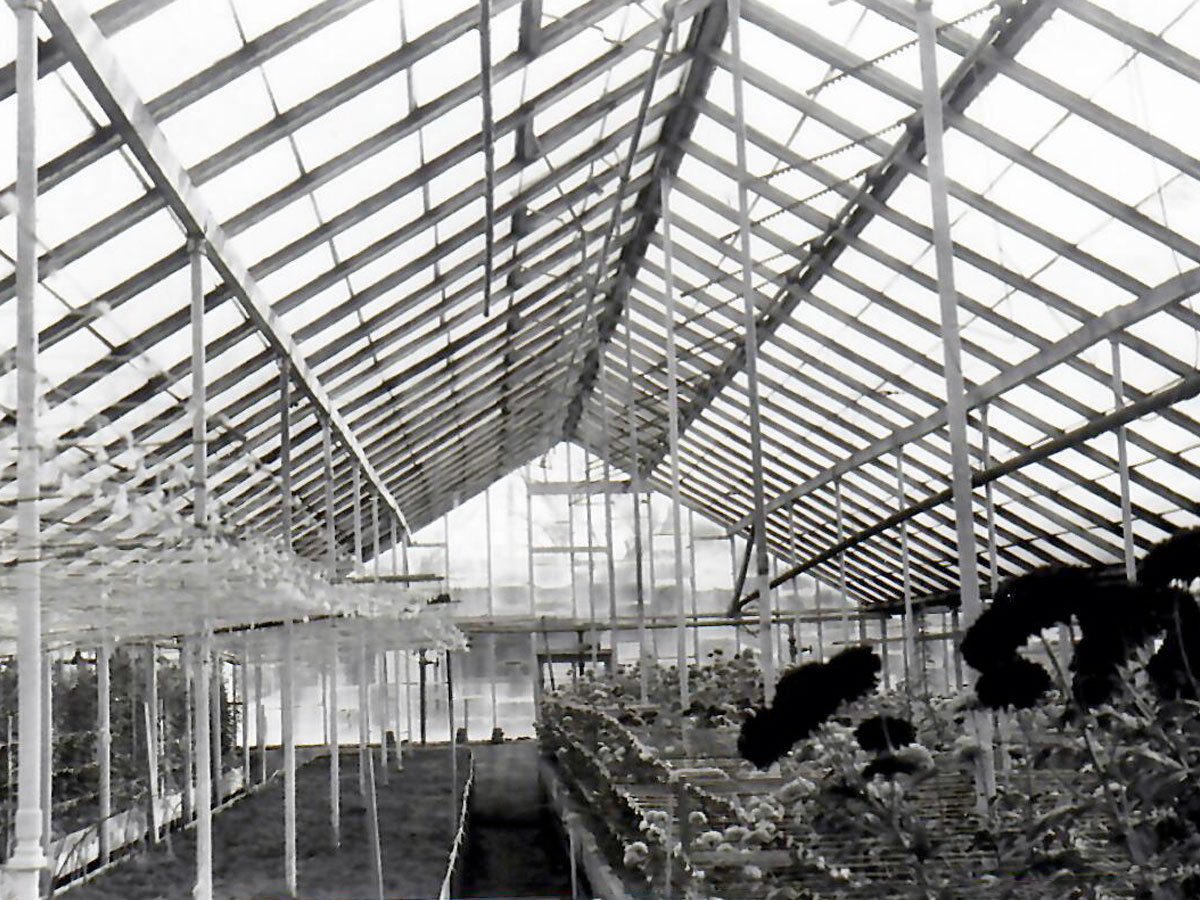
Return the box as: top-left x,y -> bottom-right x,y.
1139,526 -> 1200,589
963,545 -> 1200,710
853,715 -> 916,753
738,646 -> 881,770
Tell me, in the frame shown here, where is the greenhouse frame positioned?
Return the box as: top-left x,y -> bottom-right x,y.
2,0 -> 1200,897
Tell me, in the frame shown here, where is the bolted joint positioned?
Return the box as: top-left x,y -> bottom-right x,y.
186,234 -> 206,256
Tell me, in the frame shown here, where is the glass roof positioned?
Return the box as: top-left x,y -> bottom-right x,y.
2,0 -> 1199,615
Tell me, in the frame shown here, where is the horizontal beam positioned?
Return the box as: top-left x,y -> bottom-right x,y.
528,480 -> 632,495
42,0 -> 410,534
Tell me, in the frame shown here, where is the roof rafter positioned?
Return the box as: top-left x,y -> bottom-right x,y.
41,0 -> 411,534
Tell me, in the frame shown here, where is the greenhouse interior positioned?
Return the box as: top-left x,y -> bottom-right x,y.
2,0 -> 1200,897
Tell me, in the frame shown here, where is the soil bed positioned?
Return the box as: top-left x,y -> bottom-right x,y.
65,745 -> 466,900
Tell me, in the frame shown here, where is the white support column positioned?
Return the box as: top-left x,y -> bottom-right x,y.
358,627 -> 385,900
622,305 -> 650,704
485,486 -> 499,731
787,505 -> 802,663
566,444 -> 579,622
372,496 -> 389,784
210,648 -> 221,804
98,640 -> 112,866
328,620 -> 340,848
835,479 -> 850,649
190,236 -> 207,530
240,636 -> 250,791
896,451 -> 918,695
8,4 -> 48,894
1111,339 -> 1137,582
585,449 -> 599,671
980,407 -> 1000,597
40,653 -> 52,885
646,494 -> 659,664
404,651 -> 414,751
282,626 -> 297,896
728,0 -> 774,701
194,634 -> 214,900
526,466 -> 539,712
661,174 -> 689,709
599,361 -> 619,672
183,644 -> 195,824
145,645 -> 162,845
688,508 -> 700,663
915,0 -> 992,810
255,649 -> 266,785
353,464 -> 363,578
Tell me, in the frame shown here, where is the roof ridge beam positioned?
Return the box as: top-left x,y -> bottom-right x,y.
560,0 -> 728,443
634,0 -> 1054,483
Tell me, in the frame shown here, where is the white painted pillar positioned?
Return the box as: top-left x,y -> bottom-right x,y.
8,3 -> 48,895
688,508 -> 700,663
210,649 -> 221,804
485,486 -> 499,730
282,626 -> 297,896
599,361 -> 619,672
323,423 -> 341,833
359,627 -> 385,900
659,180 -> 690,704
193,635 -> 214,900
40,652 -> 52,885
585,449 -> 599,671
328,621 -> 340,848
98,640 -> 112,865
896,451 -> 917,693
915,0 -> 992,808
240,636 -> 251,790
729,0 -> 775,700
1111,339 -> 1137,582
255,649 -> 266,785
147,643 -> 161,842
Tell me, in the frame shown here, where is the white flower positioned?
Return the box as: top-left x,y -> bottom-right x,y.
623,841 -> 649,867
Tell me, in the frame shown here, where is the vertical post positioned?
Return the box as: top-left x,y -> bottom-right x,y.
98,640 -> 112,865
567,444 -> 579,622
599,362 -> 619,671
623,305 -> 650,704
915,0 -> 992,808
147,642 -> 161,841
210,649 -> 221,804
647,494 -> 659,663
1111,339 -> 1137,582
661,174 -> 689,708
353,464 -> 363,578
485,486 -> 499,730
189,237 -> 207,530
896,451 -> 917,695
787,505 -> 803,662
328,621 -> 341,847
372,497 -> 389,784
183,644 -> 195,824
255,649 -> 266,785
980,407 -> 1000,597
359,629 -> 385,900
688,508 -> 700,663
526,467 -> 540,713
728,0 -> 774,701
405,651 -> 414,749
240,636 -> 250,791
585,449 -> 599,670
835,479 -> 850,650
729,536 -> 741,655
279,366 -> 292,548
8,3 -> 48,894
194,634 -> 214,900
419,650 -> 428,746
282,626 -> 297,896
40,652 -> 51,887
